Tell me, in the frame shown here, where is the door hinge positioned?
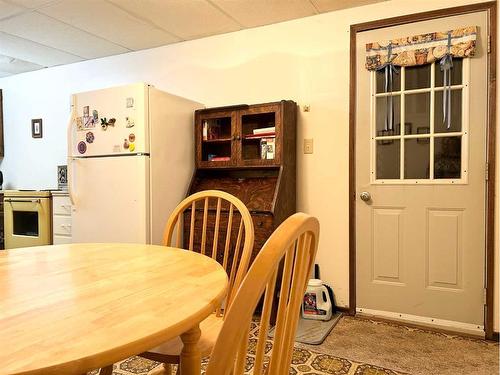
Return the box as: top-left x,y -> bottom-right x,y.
483,288 -> 487,305
485,162 -> 489,181
487,34 -> 491,54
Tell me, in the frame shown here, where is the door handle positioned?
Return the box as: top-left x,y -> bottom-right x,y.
5,198 -> 41,204
360,191 -> 371,202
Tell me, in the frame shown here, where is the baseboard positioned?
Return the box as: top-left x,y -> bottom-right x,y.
336,306 -> 351,314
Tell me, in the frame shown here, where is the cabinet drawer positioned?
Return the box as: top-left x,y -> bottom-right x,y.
252,214 -> 274,251
53,196 -> 72,216
53,235 -> 72,245
53,216 -> 72,236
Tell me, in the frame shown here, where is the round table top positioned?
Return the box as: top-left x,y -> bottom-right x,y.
0,243 -> 228,374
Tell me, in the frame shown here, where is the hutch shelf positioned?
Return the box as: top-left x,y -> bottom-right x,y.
186,100 -> 297,264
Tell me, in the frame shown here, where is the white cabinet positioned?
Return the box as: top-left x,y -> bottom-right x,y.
51,191 -> 72,245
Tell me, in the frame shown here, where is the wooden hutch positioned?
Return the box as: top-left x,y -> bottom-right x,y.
186,100 -> 297,264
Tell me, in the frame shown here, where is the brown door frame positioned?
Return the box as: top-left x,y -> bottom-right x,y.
349,1 -> 497,339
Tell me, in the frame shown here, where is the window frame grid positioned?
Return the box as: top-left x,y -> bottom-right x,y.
370,59 -> 470,185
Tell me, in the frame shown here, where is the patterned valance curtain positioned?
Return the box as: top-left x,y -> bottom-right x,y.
365,26 -> 477,70
366,26 -> 477,131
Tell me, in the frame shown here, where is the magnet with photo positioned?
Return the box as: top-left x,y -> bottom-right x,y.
86,131 -> 95,143
77,141 -> 87,154
76,116 -> 84,131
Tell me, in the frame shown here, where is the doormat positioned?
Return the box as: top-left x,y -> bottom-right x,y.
269,312 -> 342,345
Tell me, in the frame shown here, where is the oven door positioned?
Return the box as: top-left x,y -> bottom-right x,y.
4,198 -> 51,249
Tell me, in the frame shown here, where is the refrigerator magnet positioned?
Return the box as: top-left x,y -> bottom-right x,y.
108,118 -> 116,126
86,132 -> 95,143
123,139 -> 129,149
84,115 -> 94,129
77,141 -> 87,154
92,110 -> 98,120
128,133 -> 135,142
129,143 -> 135,152
76,117 -> 84,131
126,117 -> 135,128
100,118 -> 108,131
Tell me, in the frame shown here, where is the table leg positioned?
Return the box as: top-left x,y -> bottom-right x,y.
179,324 -> 201,375
100,365 -> 113,375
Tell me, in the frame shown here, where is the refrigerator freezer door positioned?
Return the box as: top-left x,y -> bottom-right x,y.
70,83 -> 149,157
71,155 -> 150,243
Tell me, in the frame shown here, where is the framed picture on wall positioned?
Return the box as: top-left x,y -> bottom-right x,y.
31,118 -> 43,138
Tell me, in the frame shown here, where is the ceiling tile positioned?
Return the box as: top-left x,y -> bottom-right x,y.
5,0 -> 59,9
0,12 -> 129,59
39,0 -> 180,50
310,0 -> 387,13
0,53 -> 44,74
0,31 -> 82,66
108,0 -> 241,40
0,0 -> 25,20
211,0 -> 317,28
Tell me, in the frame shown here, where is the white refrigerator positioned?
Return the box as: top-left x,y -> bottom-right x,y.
68,83 -> 202,244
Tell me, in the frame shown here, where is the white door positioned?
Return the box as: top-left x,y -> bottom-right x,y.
71,155 -> 150,243
71,83 -> 149,157
356,12 -> 487,333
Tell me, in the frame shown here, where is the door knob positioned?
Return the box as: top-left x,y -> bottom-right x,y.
360,191 -> 371,202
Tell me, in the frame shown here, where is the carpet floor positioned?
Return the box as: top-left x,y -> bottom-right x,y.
95,316 -> 499,375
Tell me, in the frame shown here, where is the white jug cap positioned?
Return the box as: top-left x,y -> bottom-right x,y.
308,279 -> 323,287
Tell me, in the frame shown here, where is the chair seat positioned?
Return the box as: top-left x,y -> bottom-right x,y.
147,313 -> 223,359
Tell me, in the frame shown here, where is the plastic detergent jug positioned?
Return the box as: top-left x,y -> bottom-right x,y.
301,279 -> 332,321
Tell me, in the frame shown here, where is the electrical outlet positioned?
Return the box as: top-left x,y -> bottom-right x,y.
304,138 -> 313,154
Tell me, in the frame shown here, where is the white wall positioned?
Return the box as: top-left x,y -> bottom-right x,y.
0,0 -> 497,330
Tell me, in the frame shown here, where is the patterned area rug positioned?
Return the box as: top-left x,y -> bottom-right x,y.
94,319 -> 407,375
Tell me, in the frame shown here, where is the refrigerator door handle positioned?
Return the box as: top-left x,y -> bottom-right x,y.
68,95 -> 77,205
68,158 -> 77,206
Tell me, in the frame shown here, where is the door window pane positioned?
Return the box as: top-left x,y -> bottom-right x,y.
405,92 -> 430,134
405,139 -> 430,179
435,58 -> 462,87
371,60 -> 468,182
434,137 -> 461,179
376,96 -> 401,136
376,139 -> 400,179
376,69 -> 401,93
405,65 -> 431,90
434,90 -> 462,133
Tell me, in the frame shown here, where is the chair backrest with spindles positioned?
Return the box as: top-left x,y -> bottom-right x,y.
162,190 -> 254,311
205,213 -> 320,375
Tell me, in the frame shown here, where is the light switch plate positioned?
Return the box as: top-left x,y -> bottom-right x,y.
304,138 -> 313,154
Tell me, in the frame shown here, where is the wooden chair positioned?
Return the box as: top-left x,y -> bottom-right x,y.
205,212 -> 320,375
99,190 -> 254,375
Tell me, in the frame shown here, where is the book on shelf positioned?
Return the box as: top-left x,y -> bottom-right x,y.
253,126 -> 275,135
208,156 -> 230,162
260,138 -> 275,160
244,132 -> 276,139
202,120 -> 208,140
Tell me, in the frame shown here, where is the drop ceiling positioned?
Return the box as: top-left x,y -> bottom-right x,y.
0,0 -> 386,77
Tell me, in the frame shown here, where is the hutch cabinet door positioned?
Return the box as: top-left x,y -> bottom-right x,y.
237,104 -> 281,166
196,110 -> 237,168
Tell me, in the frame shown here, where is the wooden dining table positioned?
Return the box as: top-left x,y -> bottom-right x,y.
0,243 -> 228,375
